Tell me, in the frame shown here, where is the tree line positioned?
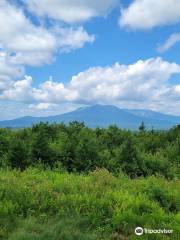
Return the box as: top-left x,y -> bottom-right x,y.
0,122 -> 179,179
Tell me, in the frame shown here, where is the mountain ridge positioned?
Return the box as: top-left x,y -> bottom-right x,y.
0,104 -> 179,129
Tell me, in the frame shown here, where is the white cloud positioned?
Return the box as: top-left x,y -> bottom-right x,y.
0,76 -> 33,102
1,58 -> 180,115
54,27 -> 95,53
68,58 -> 180,110
0,0 -> 56,66
29,103 -> 59,110
24,0 -> 118,23
0,0 -> 95,66
8,27 -> 95,66
157,33 -> 180,52
0,76 -> 78,103
0,51 -> 24,92
0,0 -> 95,103
119,0 -> 180,29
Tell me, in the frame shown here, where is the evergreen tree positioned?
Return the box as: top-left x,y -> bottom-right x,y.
32,131 -> 53,167
139,121 -> 146,132
9,139 -> 29,170
117,138 -> 143,178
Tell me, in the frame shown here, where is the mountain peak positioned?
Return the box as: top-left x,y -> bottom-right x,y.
74,104 -> 120,113
0,104 -> 179,129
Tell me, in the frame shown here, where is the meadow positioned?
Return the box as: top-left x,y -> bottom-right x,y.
0,168 -> 179,240
0,122 -> 179,239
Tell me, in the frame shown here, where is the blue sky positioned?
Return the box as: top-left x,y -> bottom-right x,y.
0,0 -> 180,120
27,8 -> 180,84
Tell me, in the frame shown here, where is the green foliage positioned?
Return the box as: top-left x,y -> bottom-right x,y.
8,217 -> 96,240
114,138 -> 143,178
0,169 -> 179,239
0,124 -> 179,239
0,123 -> 179,179
8,138 -> 30,170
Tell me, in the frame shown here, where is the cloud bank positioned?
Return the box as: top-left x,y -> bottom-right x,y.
1,58 -> 180,115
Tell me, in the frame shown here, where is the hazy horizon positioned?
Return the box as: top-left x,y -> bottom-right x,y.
1,104 -> 180,122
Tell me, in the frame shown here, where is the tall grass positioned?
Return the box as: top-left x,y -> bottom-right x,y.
0,168 -> 179,239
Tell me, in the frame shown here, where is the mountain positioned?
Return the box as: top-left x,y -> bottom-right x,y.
125,109 -> 180,123
0,104 -> 179,129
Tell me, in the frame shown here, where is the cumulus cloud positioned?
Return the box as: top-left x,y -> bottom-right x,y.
53,27 -> 95,53
0,51 -> 24,92
0,75 -> 77,103
119,0 -> 180,29
8,27 -> 95,66
1,58 -> 180,115
0,0 -> 95,66
24,0 -> 118,23
0,76 -> 34,102
0,0 -> 95,101
157,33 -> 180,52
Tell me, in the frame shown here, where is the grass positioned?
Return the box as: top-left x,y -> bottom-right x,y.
0,168 -> 179,240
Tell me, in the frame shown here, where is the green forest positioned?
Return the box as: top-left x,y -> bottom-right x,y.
0,122 -> 180,239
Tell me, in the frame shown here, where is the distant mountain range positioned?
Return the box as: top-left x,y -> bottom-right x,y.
0,104 -> 179,129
